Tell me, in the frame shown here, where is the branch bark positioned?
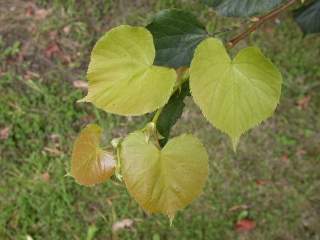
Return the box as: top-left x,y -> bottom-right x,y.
227,0 -> 298,48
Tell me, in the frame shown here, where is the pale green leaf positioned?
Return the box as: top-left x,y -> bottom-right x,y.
190,38 -> 282,149
82,25 -> 176,116
71,124 -> 115,186
121,131 -> 208,218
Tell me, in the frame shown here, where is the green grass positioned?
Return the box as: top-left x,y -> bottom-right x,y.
0,0 -> 320,239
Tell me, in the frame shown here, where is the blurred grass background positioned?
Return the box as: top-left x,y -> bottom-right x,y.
0,0 -> 319,239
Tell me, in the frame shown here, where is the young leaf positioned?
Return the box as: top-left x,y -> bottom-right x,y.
294,0 -> 320,35
203,0 -> 286,17
121,131 -> 208,218
190,38 -> 282,150
147,9 -> 208,68
156,81 -> 190,147
71,124 -> 115,186
81,25 -> 176,116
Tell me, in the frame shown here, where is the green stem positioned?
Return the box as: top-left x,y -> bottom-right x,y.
152,107 -> 163,124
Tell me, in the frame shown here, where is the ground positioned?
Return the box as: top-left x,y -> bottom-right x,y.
0,0 -> 319,239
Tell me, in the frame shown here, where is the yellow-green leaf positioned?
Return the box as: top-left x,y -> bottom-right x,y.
71,124 -> 115,186
82,25 -> 176,116
121,131 -> 208,218
190,38 -> 282,149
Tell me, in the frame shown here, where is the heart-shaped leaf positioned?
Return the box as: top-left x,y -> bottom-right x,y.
121,131 -> 208,218
203,0 -> 285,17
71,124 -> 115,186
147,9 -> 208,68
190,38 -> 282,149
81,25 -> 176,116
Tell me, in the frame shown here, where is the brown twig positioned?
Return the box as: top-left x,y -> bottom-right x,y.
227,0 -> 298,48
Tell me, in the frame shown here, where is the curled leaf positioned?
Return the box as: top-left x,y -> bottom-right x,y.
71,124 -> 115,186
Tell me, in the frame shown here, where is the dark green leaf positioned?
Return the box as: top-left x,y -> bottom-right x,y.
294,0 -> 320,35
157,81 -> 190,147
147,9 -> 208,68
203,0 -> 286,17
